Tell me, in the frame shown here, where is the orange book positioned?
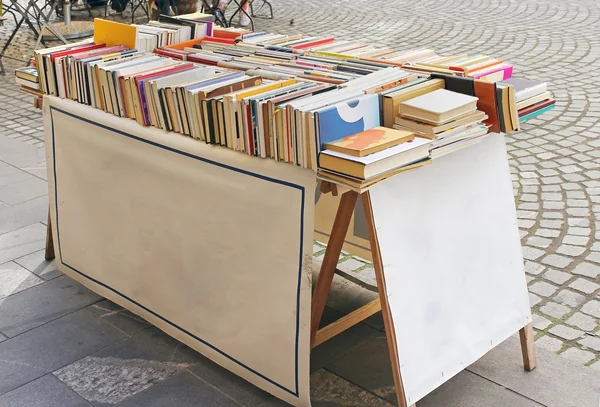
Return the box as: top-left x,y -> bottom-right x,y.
474,79 -> 500,133
323,126 -> 414,157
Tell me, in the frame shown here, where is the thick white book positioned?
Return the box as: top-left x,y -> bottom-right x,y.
399,89 -> 479,125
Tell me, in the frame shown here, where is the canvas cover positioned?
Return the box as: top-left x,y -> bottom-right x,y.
44,96 -> 315,407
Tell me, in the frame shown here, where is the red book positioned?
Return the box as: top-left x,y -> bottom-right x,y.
186,55 -> 219,66
50,43 -> 106,61
200,36 -> 236,45
518,99 -> 555,116
154,48 -> 189,60
69,45 -> 128,61
292,37 -> 335,50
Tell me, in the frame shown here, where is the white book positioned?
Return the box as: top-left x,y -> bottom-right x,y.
399,89 -> 478,125
320,137 -> 431,180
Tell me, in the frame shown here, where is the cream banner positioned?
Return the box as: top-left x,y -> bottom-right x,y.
44,96 -> 316,407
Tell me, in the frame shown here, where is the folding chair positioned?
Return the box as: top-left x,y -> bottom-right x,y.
250,0 -> 272,19
0,0 -> 61,75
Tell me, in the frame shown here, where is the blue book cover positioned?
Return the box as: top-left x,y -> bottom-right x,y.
315,94 -> 381,152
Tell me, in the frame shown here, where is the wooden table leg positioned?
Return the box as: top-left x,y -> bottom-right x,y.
363,191 -> 410,407
519,322 -> 537,371
310,190 -> 358,347
45,207 -> 55,261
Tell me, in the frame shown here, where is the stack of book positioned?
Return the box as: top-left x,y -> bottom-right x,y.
396,89 -> 489,158
15,67 -> 41,95
318,126 -> 431,188
500,78 -> 555,122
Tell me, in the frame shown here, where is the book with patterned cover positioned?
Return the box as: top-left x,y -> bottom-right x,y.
323,126 -> 414,157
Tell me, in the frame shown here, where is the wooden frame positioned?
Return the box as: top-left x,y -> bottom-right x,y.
309,182 -> 537,407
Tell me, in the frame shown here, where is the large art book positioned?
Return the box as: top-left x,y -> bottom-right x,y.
315,94 -> 381,152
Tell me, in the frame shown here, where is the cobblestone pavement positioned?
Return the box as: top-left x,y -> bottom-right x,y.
2,0 -> 600,371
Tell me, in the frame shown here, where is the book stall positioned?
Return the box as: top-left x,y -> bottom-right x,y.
19,15 -> 556,407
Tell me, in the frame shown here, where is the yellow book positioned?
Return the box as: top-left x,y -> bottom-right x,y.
94,18 -> 137,50
235,79 -> 296,101
312,51 -> 354,59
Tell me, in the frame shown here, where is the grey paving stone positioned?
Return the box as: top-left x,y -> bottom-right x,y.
532,314 -> 552,330
0,177 -> 47,206
522,247 -> 544,261
529,293 -> 542,307
55,356 -> 191,405
541,254 -> 574,269
560,348 -> 596,365
187,356 -> 271,407
579,336 -> 600,352
569,278 -> 600,294
106,371 -> 242,407
470,336 -> 600,407
553,289 -> 586,307
528,281 -> 558,297
524,261 -> 545,276
325,335 -> 396,403
0,223 -> 46,264
422,370 -> 541,407
562,235 -> 589,246
0,374 -> 92,407
526,236 -> 551,249
0,195 -> 47,235
581,301 -> 600,318
556,244 -> 586,256
92,327 -> 203,365
0,261 -> 43,299
0,308 -> 127,395
86,300 -> 150,337
0,275 -> 101,337
565,312 -> 598,332
586,252 -> 600,264
0,134 -> 45,169
543,269 -> 572,285
336,257 -> 366,273
549,325 -> 584,341
540,302 -> 571,319
571,262 -> 600,278
0,162 -> 34,188
14,249 -> 62,280
311,306 -> 379,372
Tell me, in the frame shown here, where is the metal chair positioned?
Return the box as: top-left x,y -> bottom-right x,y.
250,0 -> 272,19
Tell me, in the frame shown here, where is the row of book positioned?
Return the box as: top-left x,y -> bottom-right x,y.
26,19 -> 553,186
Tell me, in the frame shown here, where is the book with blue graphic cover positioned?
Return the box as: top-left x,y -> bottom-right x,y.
314,94 -> 381,154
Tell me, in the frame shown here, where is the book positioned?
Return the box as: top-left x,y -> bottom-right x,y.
323,126 -> 414,157
15,66 -> 38,82
516,91 -> 553,110
314,93 -> 381,151
518,98 -> 555,117
380,77 -> 439,127
519,104 -> 555,122
319,136 -> 431,180
94,19 -> 137,50
394,110 -> 487,138
15,77 -> 40,90
399,89 -> 478,125
500,78 -> 547,102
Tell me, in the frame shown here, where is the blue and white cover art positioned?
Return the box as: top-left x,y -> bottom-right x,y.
315,94 -> 381,151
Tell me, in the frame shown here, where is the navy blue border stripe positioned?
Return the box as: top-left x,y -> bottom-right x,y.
49,106 -> 304,398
